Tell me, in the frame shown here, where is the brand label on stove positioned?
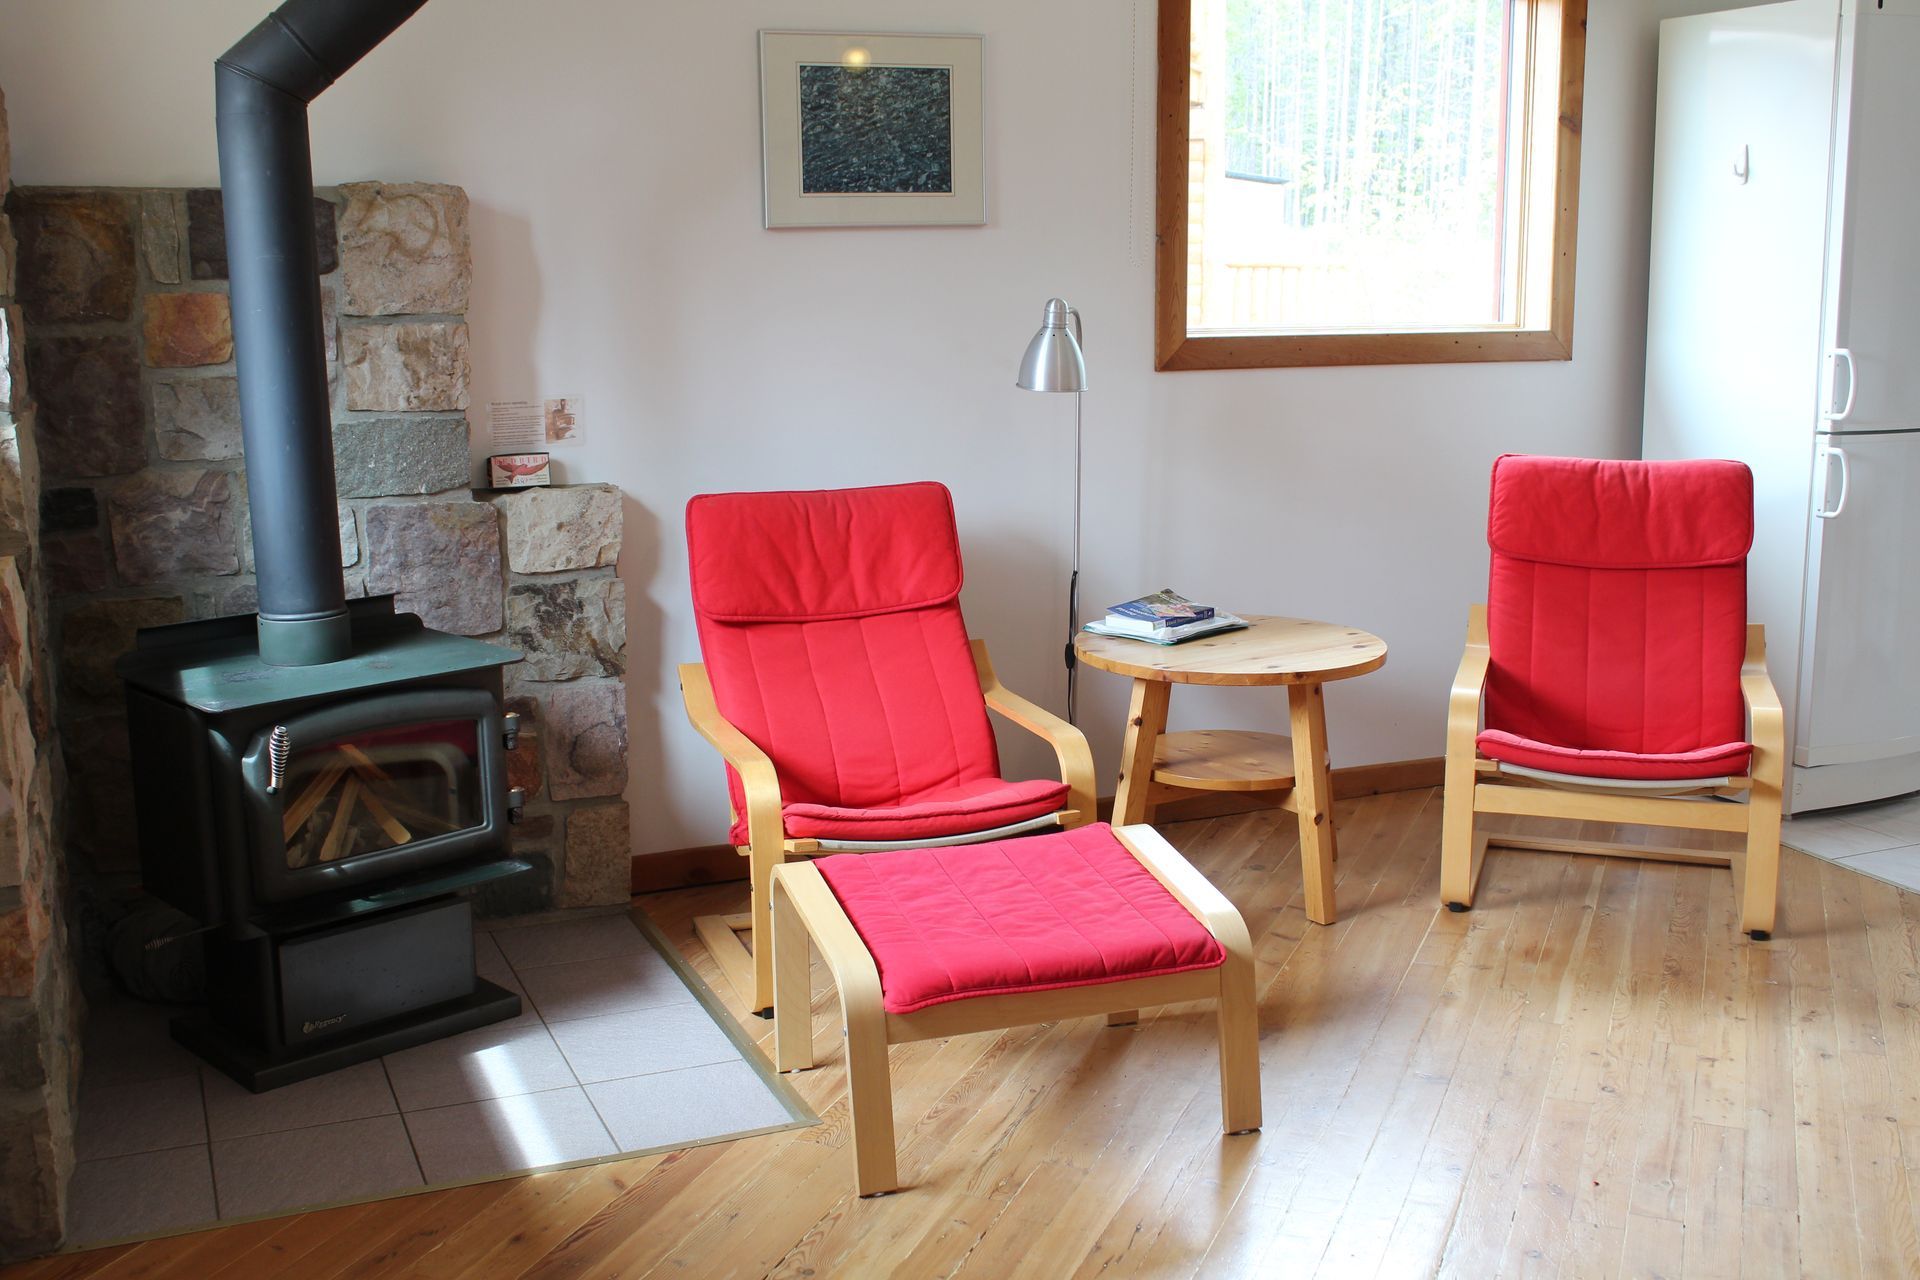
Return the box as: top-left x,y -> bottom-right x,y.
301,1014 -> 348,1036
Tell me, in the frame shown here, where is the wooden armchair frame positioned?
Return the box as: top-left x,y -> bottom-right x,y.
680,638 -> 1098,1014
1439,604 -> 1785,939
770,822 -> 1261,1197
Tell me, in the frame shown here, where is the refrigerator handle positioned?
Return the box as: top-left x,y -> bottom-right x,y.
1821,347 -> 1857,422
1816,444 -> 1850,519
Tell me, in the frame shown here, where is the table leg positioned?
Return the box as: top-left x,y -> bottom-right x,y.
1113,679 -> 1172,826
1288,682 -> 1338,925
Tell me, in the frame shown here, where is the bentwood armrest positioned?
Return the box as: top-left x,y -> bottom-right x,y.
679,662 -> 784,850
1112,824 -> 1253,957
1449,605 -> 1492,727
970,639 -> 1098,825
1741,624 -> 1786,766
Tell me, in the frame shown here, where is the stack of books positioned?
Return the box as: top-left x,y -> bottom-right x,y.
1082,589 -> 1248,645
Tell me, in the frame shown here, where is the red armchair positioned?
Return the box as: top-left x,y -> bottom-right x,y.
680,482 -> 1097,1013
1440,455 -> 1785,939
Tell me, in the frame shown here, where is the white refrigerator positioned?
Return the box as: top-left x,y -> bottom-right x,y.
1643,0 -> 1920,814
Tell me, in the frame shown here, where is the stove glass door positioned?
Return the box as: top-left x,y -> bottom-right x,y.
279,719 -> 483,869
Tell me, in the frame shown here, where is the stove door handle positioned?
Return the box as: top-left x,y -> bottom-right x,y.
267,725 -> 291,794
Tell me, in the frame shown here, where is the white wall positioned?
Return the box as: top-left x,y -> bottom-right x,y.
1,1 -> 1693,855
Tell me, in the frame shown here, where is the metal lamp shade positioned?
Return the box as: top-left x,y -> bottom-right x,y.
1016,298 -> 1087,393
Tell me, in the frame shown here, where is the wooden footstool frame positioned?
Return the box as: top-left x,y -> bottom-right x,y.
770,823 -> 1262,1197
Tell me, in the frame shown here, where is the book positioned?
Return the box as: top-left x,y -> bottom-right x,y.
1106,589 -> 1215,628
1082,611 -> 1249,646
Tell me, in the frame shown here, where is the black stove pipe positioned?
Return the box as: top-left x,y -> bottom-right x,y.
215,0 -> 430,666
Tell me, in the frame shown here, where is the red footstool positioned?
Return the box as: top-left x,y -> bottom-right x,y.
770,821 -> 1262,1197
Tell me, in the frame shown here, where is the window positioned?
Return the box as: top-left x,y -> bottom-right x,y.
1155,0 -> 1586,369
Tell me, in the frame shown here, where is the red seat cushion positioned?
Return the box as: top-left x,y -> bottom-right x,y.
1477,729 -> 1752,781
1483,456 -> 1754,773
688,483 -> 1068,843
771,776 -> 1069,845
813,823 -> 1226,1014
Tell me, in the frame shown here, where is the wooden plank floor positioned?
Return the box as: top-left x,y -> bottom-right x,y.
10,787 -> 1920,1278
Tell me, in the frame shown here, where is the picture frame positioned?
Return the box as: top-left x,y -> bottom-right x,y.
758,31 -> 985,229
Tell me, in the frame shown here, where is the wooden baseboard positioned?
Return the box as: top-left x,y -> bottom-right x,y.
629,756 -> 1446,895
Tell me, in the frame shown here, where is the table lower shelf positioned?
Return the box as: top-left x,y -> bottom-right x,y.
1152,730 -> 1296,793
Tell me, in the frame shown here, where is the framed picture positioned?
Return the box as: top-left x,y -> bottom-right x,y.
759,31 -> 985,229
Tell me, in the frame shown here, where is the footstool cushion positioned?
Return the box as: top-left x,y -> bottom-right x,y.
813,822 -> 1227,1014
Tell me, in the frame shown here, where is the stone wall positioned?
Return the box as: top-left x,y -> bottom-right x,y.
10,179 -> 631,923
0,81 -> 86,1262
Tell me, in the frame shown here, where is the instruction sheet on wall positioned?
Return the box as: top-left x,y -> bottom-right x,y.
488,396 -> 586,449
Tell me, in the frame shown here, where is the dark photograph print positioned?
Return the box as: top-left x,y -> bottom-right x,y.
797,64 -> 953,195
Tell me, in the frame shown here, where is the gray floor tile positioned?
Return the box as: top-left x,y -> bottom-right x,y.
492,912 -> 650,971
475,930 -> 517,987
517,949 -> 695,1025
1836,845 -> 1920,893
66,1145 -> 218,1245
212,1113 -> 422,1220
586,1060 -> 795,1152
548,1002 -> 741,1085
383,1016 -> 577,1112
1848,796 -> 1920,844
1781,814 -> 1911,859
404,1086 -> 616,1184
80,1001 -> 203,1092
73,1072 -> 207,1161
202,1058 -> 397,1141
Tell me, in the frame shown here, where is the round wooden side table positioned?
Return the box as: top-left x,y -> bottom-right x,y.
1074,615 -> 1388,925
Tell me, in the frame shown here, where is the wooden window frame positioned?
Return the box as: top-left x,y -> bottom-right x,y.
1154,0 -> 1587,371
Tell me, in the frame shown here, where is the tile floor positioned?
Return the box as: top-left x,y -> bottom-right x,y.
66,911 -> 806,1247
1782,790 -> 1920,892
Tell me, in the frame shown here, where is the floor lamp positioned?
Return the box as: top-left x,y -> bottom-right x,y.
1016,298 -> 1088,722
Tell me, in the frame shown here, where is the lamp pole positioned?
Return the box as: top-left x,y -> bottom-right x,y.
1015,297 -> 1089,724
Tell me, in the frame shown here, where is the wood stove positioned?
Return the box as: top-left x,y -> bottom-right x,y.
111,0 -> 531,1090
120,601 -> 528,1090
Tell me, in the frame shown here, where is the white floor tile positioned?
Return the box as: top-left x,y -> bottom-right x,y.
491,912 -> 650,971
383,1016 -> 577,1112
211,1113 -> 422,1220
66,1146 -> 217,1245
1781,814 -> 1909,859
72,1072 -> 206,1162
517,949 -> 695,1025
586,1060 -> 795,1152
548,1002 -> 741,1085
1835,845 -> 1920,894
404,1086 -> 616,1184
202,1058 -> 397,1141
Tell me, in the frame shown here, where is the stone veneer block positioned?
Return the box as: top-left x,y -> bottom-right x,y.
337,182 -> 471,316
506,577 -> 626,681
106,469 -> 240,585
342,322 -> 470,412
43,535 -> 111,596
10,189 -> 135,324
24,334 -> 144,478
493,484 -> 622,574
143,293 -> 233,367
561,801 -> 632,908
186,188 -> 338,280
151,376 -> 243,461
39,487 -> 98,534
363,500 -> 502,635
0,214 -> 17,301
61,596 -> 185,704
545,683 -> 628,802
332,416 -> 470,497
140,191 -> 183,285
505,694 -> 543,800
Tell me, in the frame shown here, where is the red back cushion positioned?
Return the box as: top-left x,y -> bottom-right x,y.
1484,455 -> 1753,754
686,483 -> 1001,819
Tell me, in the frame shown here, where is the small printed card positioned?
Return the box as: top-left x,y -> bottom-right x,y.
488,453 -> 552,488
